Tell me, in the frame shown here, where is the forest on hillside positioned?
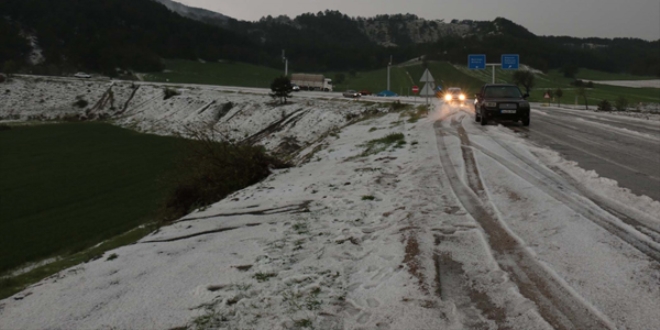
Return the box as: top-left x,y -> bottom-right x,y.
1,2 -> 658,76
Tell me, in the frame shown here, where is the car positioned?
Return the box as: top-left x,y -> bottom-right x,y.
343,90 -> 361,98
359,90 -> 371,96
443,87 -> 466,104
292,84 -> 300,92
74,72 -> 91,79
474,84 -> 530,126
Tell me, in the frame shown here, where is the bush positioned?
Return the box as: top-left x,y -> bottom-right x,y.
571,79 -> 584,87
163,88 -> 180,100
161,127 -> 289,222
390,101 -> 409,111
0,74 -> 6,83
597,99 -> 612,111
74,99 -> 89,108
614,96 -> 629,111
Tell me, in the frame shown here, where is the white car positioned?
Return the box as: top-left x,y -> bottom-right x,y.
74,72 -> 92,79
342,90 -> 360,98
292,84 -> 300,92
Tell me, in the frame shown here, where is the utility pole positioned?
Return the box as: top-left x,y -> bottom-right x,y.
387,55 -> 392,91
282,50 -> 288,77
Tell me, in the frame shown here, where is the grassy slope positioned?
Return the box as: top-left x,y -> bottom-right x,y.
144,59 -> 284,88
0,123 -> 183,274
333,66 -> 411,95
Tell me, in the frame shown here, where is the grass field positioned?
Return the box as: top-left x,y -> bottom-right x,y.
144,59 -> 284,88
332,66 -> 412,95
0,123 -> 183,276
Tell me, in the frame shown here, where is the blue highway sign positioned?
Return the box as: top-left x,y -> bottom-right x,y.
501,54 -> 519,70
468,54 -> 486,69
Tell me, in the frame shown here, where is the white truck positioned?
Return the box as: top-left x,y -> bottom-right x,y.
291,74 -> 333,92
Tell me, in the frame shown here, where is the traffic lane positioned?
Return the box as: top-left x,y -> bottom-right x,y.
504,113 -> 660,202
534,106 -> 660,137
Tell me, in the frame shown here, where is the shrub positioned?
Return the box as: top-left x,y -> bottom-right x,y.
161,127 -> 289,222
163,88 -> 180,100
74,99 -> 89,108
597,99 -> 612,111
571,79 -> 584,87
614,96 -> 629,111
0,74 -> 5,83
390,101 -> 409,111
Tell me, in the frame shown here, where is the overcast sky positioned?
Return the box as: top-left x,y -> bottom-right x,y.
177,0 -> 659,40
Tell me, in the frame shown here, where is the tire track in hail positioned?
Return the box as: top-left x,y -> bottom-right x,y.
434,115 -> 616,330
466,124 -> 660,261
488,124 -> 660,245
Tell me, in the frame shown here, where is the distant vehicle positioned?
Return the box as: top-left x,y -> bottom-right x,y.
343,90 -> 360,98
292,84 -> 300,92
74,72 -> 92,79
474,84 -> 530,126
291,74 -> 333,92
359,90 -> 371,96
376,90 -> 398,97
443,87 -> 466,104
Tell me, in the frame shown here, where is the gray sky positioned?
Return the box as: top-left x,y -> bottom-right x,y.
177,0 -> 660,40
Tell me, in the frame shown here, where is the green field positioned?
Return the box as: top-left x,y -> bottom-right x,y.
144,59 -> 284,88
0,123 -> 183,275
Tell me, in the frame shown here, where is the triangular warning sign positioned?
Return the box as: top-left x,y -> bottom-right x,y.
420,69 -> 435,83
419,82 -> 435,96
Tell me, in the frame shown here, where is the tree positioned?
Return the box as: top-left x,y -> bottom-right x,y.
270,76 -> 293,104
576,87 -> 589,110
2,60 -> 18,76
555,88 -> 563,107
562,65 -> 579,78
512,70 -> 535,94
614,96 -> 629,111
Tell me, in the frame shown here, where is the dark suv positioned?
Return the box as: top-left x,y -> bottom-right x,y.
474,84 -> 530,126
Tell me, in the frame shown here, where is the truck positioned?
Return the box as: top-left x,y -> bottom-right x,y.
291,74 -> 333,92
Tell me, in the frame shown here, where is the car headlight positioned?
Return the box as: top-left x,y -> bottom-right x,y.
485,102 -> 497,108
444,94 -> 452,101
459,94 -> 466,101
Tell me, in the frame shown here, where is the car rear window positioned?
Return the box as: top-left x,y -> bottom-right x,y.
484,86 -> 522,98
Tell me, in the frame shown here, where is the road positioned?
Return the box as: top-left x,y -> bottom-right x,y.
433,103 -> 660,329
505,106 -> 660,202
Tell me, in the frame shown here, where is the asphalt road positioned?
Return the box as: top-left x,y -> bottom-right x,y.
502,106 -> 660,202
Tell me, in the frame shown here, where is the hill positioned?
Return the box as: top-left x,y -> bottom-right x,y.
1,2 -> 658,77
